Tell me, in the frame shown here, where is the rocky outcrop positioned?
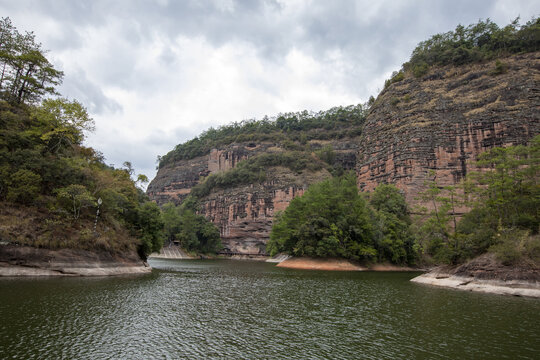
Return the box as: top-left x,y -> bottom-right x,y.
148,141 -> 352,254
202,181 -> 304,254
0,244 -> 150,276
357,52 -> 540,203
411,253 -> 540,297
198,166 -> 330,254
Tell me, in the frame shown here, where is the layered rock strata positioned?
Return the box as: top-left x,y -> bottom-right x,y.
148,141 -> 354,254
411,253 -> 540,298
357,52 -> 540,203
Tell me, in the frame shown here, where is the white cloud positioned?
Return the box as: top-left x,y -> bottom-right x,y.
0,0 -> 538,184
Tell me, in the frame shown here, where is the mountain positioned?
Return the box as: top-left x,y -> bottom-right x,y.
148,51 -> 539,256
149,18 -> 540,256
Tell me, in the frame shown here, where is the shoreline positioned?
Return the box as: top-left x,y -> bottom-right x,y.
410,253 -> 540,298
276,257 -> 420,271
0,244 -> 151,277
0,263 -> 151,277
411,271 -> 540,298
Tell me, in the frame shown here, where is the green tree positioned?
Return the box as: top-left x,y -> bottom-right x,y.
0,17 -> 63,104
6,169 -> 41,204
176,208 -> 222,254
33,98 -> 94,154
136,201 -> 164,259
268,173 -> 375,261
55,184 -> 96,219
369,184 -> 417,264
161,202 -> 182,245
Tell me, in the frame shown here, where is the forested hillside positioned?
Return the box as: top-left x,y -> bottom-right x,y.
0,18 -> 162,259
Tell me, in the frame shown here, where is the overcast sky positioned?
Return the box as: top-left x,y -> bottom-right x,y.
0,0 -> 538,184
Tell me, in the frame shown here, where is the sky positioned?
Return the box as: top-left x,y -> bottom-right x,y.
0,0 -> 538,184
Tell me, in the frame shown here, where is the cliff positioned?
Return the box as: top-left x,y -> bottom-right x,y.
357,52 -> 540,203
148,52 -> 540,255
148,141 -> 357,254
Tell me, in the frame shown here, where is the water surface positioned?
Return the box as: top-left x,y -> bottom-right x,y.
1,259 -> 539,359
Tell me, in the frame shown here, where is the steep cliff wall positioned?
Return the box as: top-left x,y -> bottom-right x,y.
199,168 -> 329,254
148,141 -> 355,254
357,52 -> 540,203
148,143 -> 273,205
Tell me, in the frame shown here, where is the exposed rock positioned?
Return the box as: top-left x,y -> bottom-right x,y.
148,141 -> 353,254
200,168 -> 328,254
411,253 -> 540,297
149,245 -> 195,259
357,53 -> 540,204
0,244 -> 150,276
276,257 -> 365,271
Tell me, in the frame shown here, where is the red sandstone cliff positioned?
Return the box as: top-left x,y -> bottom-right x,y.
357,52 -> 540,204
147,141 -> 354,254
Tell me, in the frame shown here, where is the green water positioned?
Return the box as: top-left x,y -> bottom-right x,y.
0,259 -> 539,359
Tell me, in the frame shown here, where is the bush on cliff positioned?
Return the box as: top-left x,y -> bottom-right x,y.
415,136 -> 540,264
190,151 -> 326,198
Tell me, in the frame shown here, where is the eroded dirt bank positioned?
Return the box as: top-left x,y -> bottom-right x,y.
276,257 -> 419,271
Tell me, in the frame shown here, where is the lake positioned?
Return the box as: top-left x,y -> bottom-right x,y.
1,259 -> 539,359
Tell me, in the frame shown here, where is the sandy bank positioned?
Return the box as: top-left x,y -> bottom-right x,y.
0,244 -> 150,277
276,257 -> 421,271
411,253 -> 540,298
277,257 -> 364,271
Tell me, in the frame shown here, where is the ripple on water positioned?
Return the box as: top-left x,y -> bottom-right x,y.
0,259 -> 539,359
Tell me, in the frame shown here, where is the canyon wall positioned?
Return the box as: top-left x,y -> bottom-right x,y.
147,142 -> 356,254
357,53 -> 540,204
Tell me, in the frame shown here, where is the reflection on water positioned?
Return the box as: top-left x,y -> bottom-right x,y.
1,259 -> 539,359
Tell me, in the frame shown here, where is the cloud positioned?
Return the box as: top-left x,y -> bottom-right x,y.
0,0 -> 538,183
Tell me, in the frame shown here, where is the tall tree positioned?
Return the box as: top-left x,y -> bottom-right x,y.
0,17 -> 63,104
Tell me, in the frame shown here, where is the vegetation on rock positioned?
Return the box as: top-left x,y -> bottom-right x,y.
190,151 -> 327,198
158,104 -> 368,167
416,136 -> 540,265
403,17 -> 539,77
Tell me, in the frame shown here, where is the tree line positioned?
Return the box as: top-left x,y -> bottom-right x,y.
405,17 -> 539,78
158,103 -> 368,167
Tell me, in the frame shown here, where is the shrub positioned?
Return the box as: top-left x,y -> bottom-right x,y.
7,169 -> 41,204
490,60 -> 509,75
412,61 -> 429,78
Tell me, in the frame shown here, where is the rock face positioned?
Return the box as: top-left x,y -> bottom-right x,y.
411,253 -> 540,298
147,141 -> 354,254
0,244 -> 150,276
357,52 -> 540,203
